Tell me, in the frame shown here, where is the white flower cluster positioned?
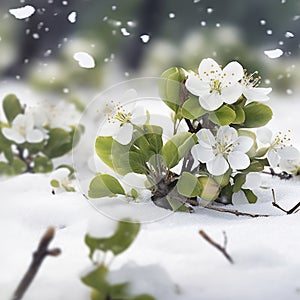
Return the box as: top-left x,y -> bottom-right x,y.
185,58 -> 272,111
2,101 -> 80,144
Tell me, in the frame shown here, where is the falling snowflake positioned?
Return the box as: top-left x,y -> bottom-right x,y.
9,5 -> 35,19
121,27 -> 130,36
140,34 -> 150,43
264,48 -> 283,59
68,11 -> 77,23
168,12 -> 175,19
73,52 -> 96,69
285,31 -> 294,38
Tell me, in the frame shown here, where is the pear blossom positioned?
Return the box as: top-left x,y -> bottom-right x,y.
105,101 -> 147,145
257,128 -> 300,168
50,167 -> 75,193
191,126 -> 253,176
279,157 -> 300,175
2,114 -> 44,144
241,71 -> 272,101
185,58 -> 244,111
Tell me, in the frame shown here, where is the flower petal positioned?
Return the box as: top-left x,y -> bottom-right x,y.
191,144 -> 214,163
228,151 -> 250,170
222,61 -> 244,85
217,126 -> 238,145
242,173 -> 261,189
132,106 -> 147,125
199,92 -> 223,111
221,83 -> 243,104
243,87 -> 272,102
185,73 -> 210,96
198,58 -> 222,81
256,128 -> 273,144
267,149 -> 279,168
114,123 -> 133,145
206,154 -> 229,176
26,129 -> 44,143
2,128 -> 25,144
196,129 -> 216,147
277,146 -> 300,160
233,136 -> 253,153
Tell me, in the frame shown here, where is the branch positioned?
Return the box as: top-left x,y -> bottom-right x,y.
12,227 -> 61,300
199,230 -> 234,264
262,168 -> 292,180
200,203 -> 271,217
271,189 -> 300,215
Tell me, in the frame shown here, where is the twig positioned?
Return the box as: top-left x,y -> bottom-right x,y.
262,168 -> 292,180
12,227 -> 61,300
271,189 -> 300,215
199,230 -> 234,264
200,203 -> 271,217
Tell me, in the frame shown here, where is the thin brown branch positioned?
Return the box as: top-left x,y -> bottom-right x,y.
12,227 -> 61,300
262,168 -> 292,180
199,230 -> 234,264
198,202 -> 271,218
271,189 -> 300,215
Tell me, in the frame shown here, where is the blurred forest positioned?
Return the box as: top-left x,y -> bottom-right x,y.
0,0 -> 299,94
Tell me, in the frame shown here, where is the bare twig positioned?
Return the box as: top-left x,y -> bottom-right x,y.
262,168 -> 292,180
200,203 -> 271,217
12,227 -> 61,300
271,189 -> 300,215
199,230 -> 234,264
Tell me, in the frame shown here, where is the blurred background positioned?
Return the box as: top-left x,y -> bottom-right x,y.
0,0 -> 299,101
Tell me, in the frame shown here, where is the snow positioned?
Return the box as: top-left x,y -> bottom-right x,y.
9,5 -> 36,20
68,11 -> 77,24
73,52 -> 96,69
1,77 -> 300,300
1,173 -> 300,300
140,34 -> 151,43
264,48 -> 283,59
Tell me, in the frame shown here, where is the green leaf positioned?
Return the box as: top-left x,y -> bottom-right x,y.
181,95 -> 207,119
0,162 -> 13,176
132,295 -> 156,300
159,67 -> 186,112
243,102 -> 273,128
2,94 -> 23,123
232,105 -> 245,124
219,184 -> 233,204
243,161 -> 264,173
198,176 -> 220,201
255,147 -> 269,158
88,174 -> 125,198
213,168 -> 231,187
209,105 -> 236,126
232,173 -> 246,193
81,265 -> 110,293
95,136 -> 132,176
33,156 -> 53,173
43,128 -> 74,158
11,158 -> 27,174
238,129 -> 257,158
242,189 -> 258,203
166,195 -> 191,212
161,132 -> 196,169
177,172 -> 202,197
85,219 -> 140,258
130,188 -> 138,199
50,179 -> 60,188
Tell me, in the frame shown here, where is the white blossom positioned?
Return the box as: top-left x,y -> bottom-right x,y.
185,58 -> 244,111
257,128 -> 299,168
279,156 -> 300,175
191,126 -> 253,176
50,168 -> 75,192
2,114 -> 44,144
105,101 -> 147,145
241,71 -> 272,101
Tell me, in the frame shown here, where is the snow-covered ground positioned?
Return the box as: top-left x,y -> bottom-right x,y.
1,81 -> 300,300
